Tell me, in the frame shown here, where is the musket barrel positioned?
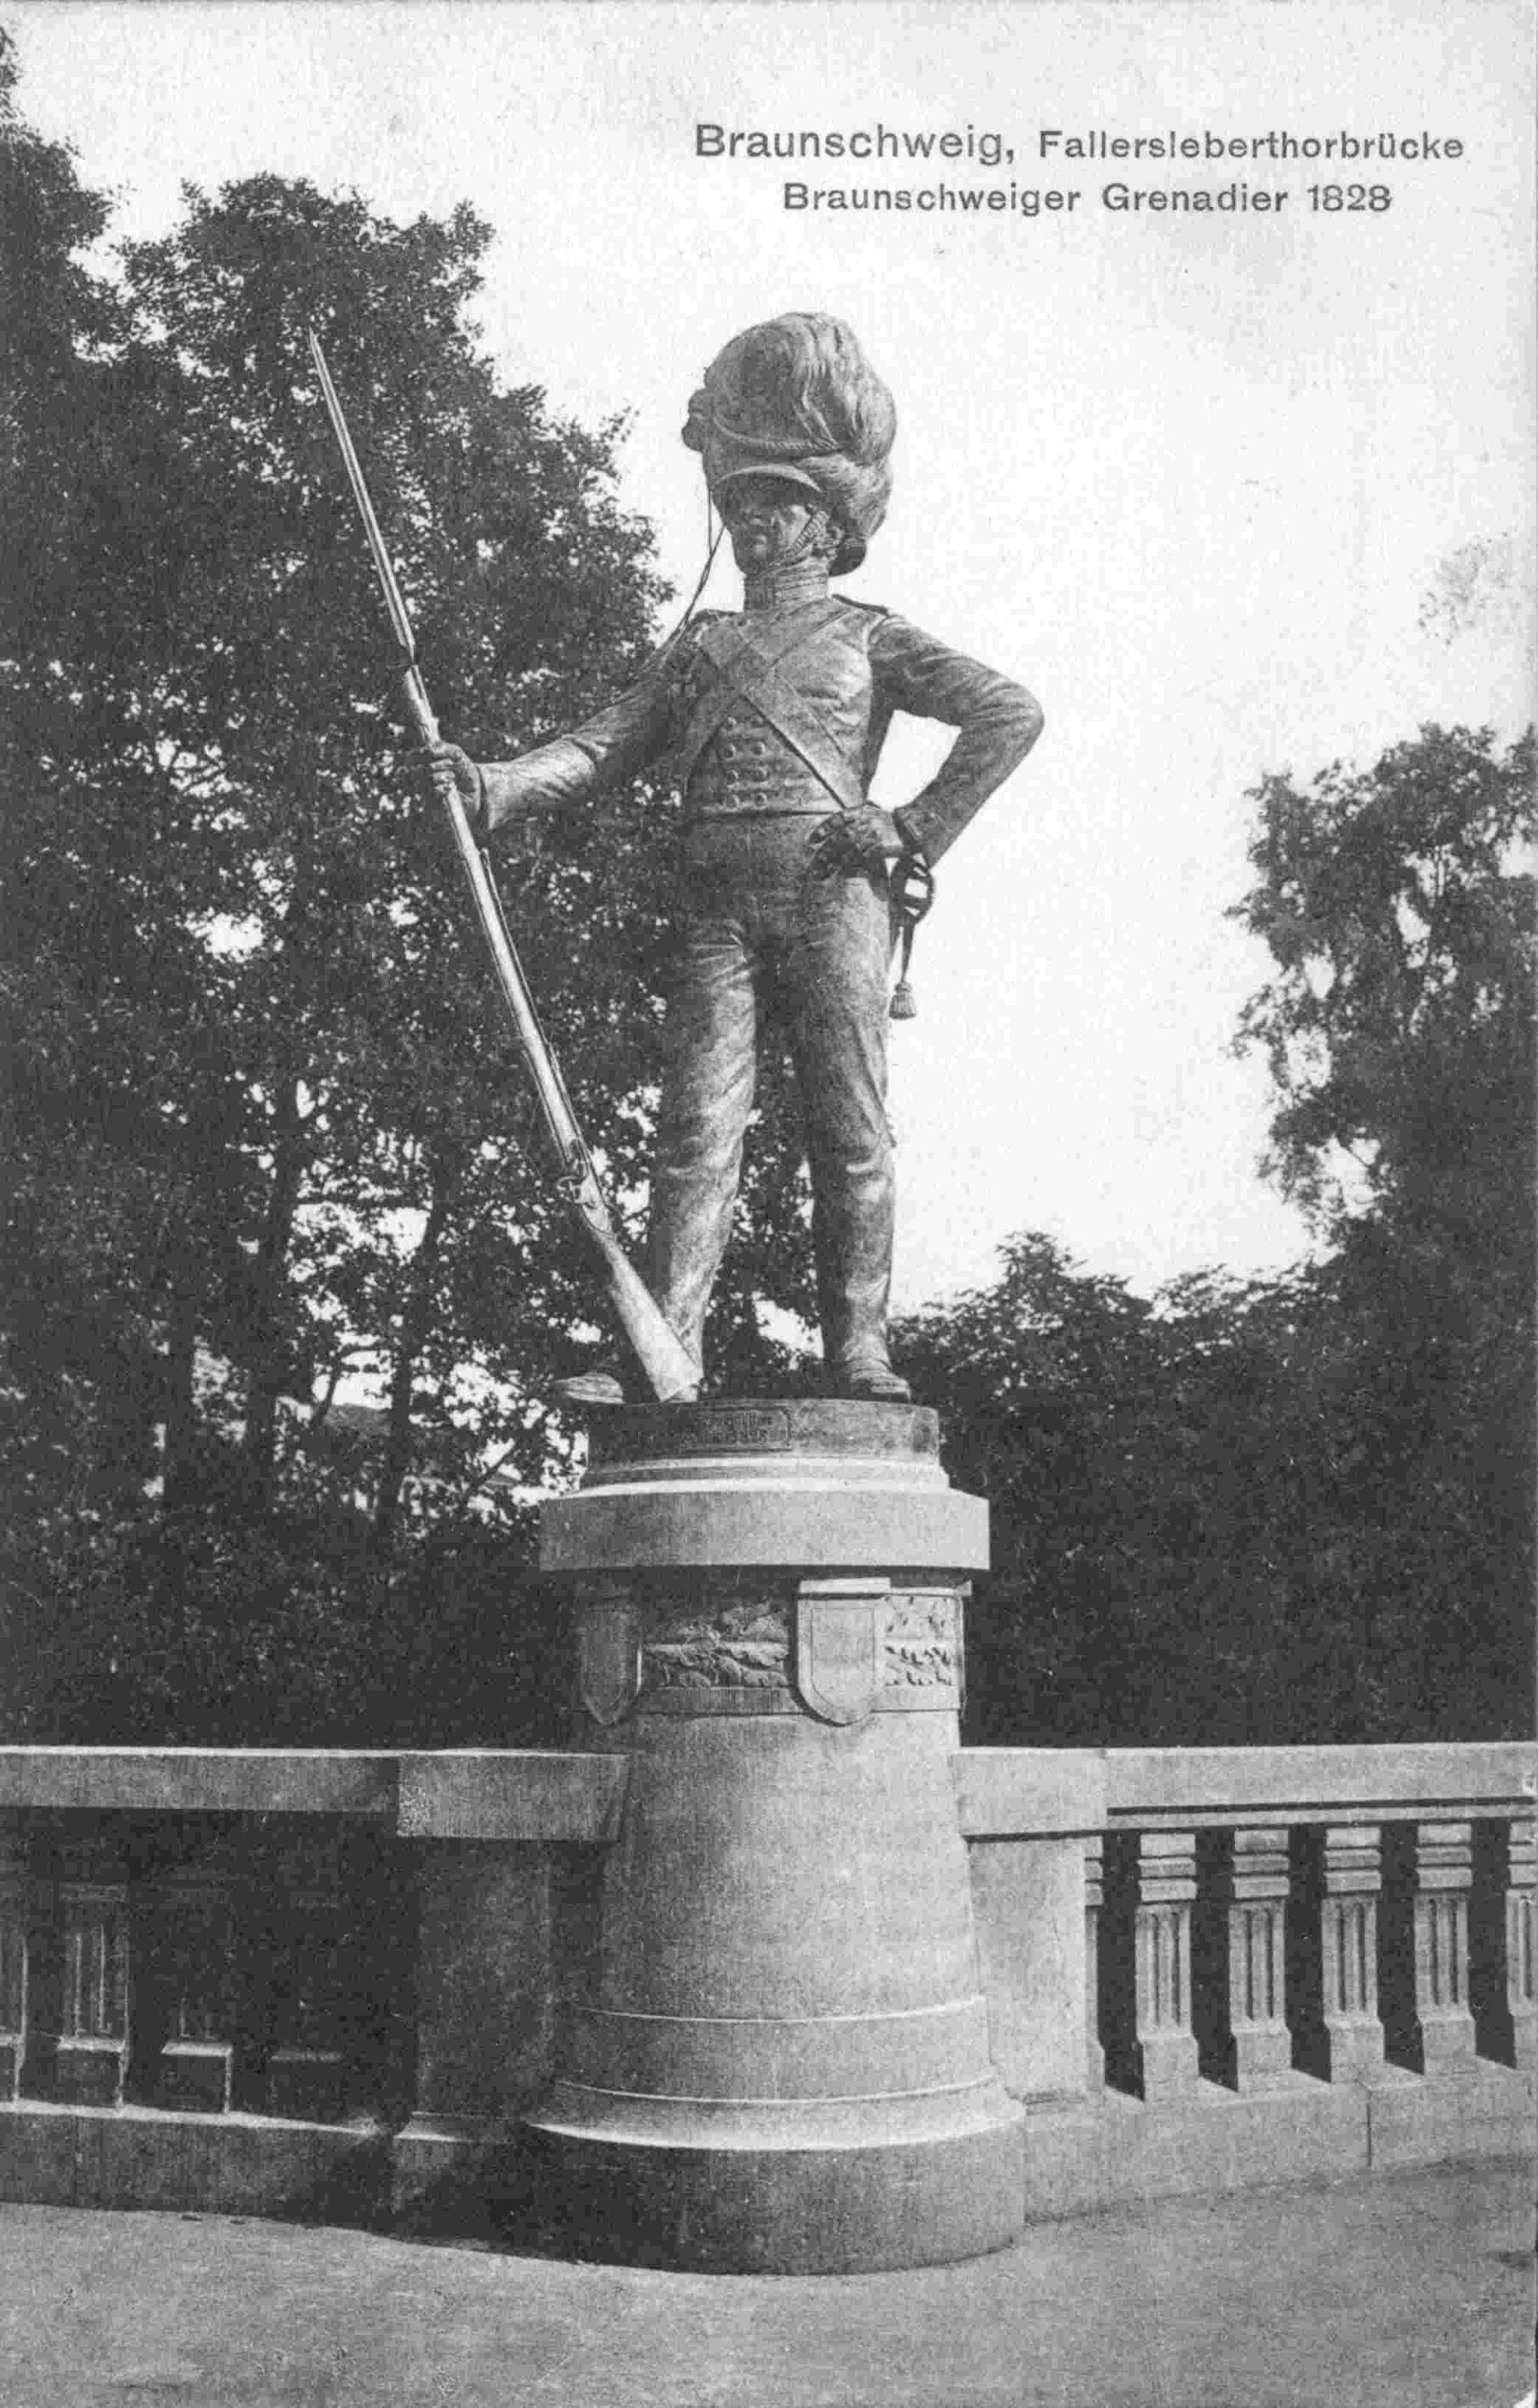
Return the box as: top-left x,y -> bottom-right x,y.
308,329 -> 419,668
438,788 -> 584,1166
306,328 -> 698,1403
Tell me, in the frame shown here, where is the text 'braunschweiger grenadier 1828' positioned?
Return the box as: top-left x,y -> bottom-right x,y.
429,313 -> 1043,1406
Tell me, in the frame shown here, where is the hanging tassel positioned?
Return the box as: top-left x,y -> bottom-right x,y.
888,850 -> 934,1024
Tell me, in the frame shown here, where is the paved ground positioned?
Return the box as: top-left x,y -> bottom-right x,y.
0,2164 -> 1531,2408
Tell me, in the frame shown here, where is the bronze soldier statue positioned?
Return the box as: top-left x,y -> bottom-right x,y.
429,314 -> 1042,1405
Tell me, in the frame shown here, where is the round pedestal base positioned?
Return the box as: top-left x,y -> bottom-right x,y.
521,2097 -> 1025,2275
531,1400 -> 1015,2274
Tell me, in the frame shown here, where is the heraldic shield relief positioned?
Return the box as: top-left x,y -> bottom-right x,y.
794,1577 -> 890,1726
576,1579 -> 644,1726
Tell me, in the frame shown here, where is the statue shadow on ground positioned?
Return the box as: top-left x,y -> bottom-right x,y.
255,2121 -> 398,2236
251,2129 -> 675,2267
388,2140 -> 716,2271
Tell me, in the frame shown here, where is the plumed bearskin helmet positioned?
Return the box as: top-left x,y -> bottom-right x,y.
682,314 -> 897,578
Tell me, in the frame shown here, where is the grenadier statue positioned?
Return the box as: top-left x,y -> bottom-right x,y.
430,314 -> 1042,1404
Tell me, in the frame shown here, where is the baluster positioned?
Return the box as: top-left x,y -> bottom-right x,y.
1217,1827 -> 1292,2091
147,1853 -> 236,2113
1084,1835 -> 1105,2093
1317,1823 -> 1386,2081
0,1814 -> 28,2099
1134,1830 -> 1199,2101
1505,1815 -> 1536,2071
1411,1820 -> 1475,2073
52,1833 -> 130,2106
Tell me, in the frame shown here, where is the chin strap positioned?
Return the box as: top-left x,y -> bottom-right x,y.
889,848 -> 935,1021
678,516 -> 727,633
781,504 -> 840,574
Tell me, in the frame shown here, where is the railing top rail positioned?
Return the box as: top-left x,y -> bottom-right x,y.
1,1742 -> 1530,1842
1104,1742 -> 1536,1819
0,1747 -> 628,1839
0,1748 -> 400,1817
954,1742 -> 1536,1837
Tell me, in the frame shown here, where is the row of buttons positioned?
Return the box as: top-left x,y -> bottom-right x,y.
690,778 -> 832,811
713,719 -> 782,762
694,708 -> 839,811
709,714 -> 801,799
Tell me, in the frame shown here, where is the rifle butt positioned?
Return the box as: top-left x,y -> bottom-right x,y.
589,1227 -> 699,1403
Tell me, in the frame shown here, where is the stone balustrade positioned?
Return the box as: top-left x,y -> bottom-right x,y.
958,1742 -> 1535,2214
0,1740 -> 1530,2228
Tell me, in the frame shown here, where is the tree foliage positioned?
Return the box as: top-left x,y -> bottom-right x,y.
1230,724 -> 1533,1251
899,724 -> 1534,1747
1,47 -> 817,1739
3,33 -> 1529,1746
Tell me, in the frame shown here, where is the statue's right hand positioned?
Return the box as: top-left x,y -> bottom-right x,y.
424,741 -> 481,814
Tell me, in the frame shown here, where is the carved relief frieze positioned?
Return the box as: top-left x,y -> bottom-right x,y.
590,1574 -> 967,1717
882,1590 -> 962,1693
641,1580 -> 792,1692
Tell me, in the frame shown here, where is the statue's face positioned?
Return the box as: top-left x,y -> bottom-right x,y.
718,476 -> 826,571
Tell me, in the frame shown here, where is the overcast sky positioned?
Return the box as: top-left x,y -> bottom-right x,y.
11,0 -> 1536,1311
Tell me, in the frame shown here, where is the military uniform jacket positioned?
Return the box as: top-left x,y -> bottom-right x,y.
486,594 -> 1041,865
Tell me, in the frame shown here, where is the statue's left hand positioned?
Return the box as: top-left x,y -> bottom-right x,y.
807,805 -> 905,878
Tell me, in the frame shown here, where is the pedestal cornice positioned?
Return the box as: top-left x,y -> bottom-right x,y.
541,1398 -> 989,1576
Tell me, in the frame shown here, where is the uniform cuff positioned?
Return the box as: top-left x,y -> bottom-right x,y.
481,737 -> 598,828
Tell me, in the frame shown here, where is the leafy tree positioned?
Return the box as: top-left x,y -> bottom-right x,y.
96,174 -> 679,1509
0,25 -> 178,1723
898,1240 -> 1344,1746
0,24 -> 124,655
0,68 -> 822,1735
1230,725 -> 1534,1733
900,1227 -> 1532,1749
12,14 -> 1523,1750
1230,723 -> 1534,1252
902,723 -> 1534,1749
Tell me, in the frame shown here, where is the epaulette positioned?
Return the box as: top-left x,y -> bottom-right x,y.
664,610 -> 729,657
835,598 -> 891,619
641,611 -> 725,675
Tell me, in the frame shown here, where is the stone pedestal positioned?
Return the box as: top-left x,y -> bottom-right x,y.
528,1399 -> 1021,2273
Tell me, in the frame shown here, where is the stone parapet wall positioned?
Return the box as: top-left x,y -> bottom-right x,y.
0,1740 -> 1530,2231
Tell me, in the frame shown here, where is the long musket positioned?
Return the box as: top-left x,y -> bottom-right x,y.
307,328 -> 698,1404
